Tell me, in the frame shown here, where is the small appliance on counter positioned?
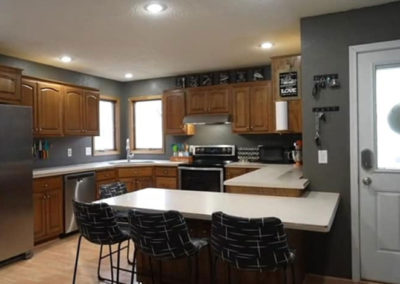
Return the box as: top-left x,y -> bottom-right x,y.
258,145 -> 294,164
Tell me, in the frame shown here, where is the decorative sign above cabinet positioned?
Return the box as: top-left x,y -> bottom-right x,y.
279,71 -> 298,98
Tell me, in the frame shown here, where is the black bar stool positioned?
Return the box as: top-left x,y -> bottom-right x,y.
72,200 -> 131,284
210,211 -> 296,284
100,182 -> 133,265
128,210 -> 208,284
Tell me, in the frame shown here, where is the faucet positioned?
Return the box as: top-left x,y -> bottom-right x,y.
126,138 -> 134,162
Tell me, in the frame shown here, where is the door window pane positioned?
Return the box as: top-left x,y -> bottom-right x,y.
134,100 -> 162,149
376,66 -> 400,170
94,100 -> 115,151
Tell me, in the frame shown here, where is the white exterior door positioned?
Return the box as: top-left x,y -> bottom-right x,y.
357,42 -> 400,283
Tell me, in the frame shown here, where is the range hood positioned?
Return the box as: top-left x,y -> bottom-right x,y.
183,114 -> 231,125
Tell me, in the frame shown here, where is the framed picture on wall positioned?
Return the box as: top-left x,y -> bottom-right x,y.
279,71 -> 298,97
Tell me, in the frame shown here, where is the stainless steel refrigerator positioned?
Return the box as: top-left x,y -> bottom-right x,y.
0,104 -> 33,262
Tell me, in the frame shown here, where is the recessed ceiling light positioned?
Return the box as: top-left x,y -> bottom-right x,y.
144,3 -> 167,14
125,73 -> 133,79
60,55 -> 72,63
260,42 -> 273,49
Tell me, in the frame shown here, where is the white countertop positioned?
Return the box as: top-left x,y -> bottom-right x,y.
224,164 -> 309,189
99,188 -> 340,233
33,160 -> 181,178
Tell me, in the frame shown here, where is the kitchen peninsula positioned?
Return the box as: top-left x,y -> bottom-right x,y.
101,188 -> 340,284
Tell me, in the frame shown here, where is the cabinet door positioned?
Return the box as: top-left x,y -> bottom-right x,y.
136,177 -> 153,190
21,79 -> 38,134
119,178 -> 136,192
207,88 -> 230,113
84,91 -> 100,136
249,84 -> 273,132
164,89 -> 187,134
232,87 -> 250,133
46,188 -> 63,237
186,89 -> 207,115
64,87 -> 84,135
33,192 -> 47,242
155,177 -> 177,189
37,82 -> 63,136
0,67 -> 21,103
288,100 -> 302,133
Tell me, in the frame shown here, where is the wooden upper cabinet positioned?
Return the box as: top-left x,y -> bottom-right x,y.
164,89 -> 194,135
288,99 -> 302,133
186,86 -> 230,115
37,82 -> 64,136
0,65 -> 22,104
232,82 -> 273,134
232,87 -> 250,132
271,55 -> 303,133
64,87 -> 84,135
21,78 -> 38,134
186,89 -> 207,115
249,83 -> 273,132
84,91 -> 100,136
207,87 -> 230,113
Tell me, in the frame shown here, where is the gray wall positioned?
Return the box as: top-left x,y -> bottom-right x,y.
301,1 -> 400,278
0,54 -> 124,168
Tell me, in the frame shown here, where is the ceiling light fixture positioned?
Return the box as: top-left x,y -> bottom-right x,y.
144,3 -> 167,14
260,42 -> 273,49
124,73 -> 133,79
60,55 -> 72,63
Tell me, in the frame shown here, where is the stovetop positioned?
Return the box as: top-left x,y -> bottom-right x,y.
179,145 -> 237,168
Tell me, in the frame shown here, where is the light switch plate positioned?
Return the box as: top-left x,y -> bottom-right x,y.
318,150 -> 328,164
85,147 -> 92,156
67,148 -> 72,157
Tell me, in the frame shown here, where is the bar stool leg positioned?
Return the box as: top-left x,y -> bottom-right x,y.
109,245 -> 114,283
149,256 -> 155,284
187,256 -> 193,284
72,235 -> 82,284
130,248 -> 137,284
283,266 -> 288,284
195,255 -> 199,284
117,242 -> 122,283
291,263 -> 296,284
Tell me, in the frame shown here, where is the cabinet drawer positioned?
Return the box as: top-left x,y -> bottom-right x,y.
155,177 -> 177,189
118,167 -> 153,178
96,169 -> 116,181
34,176 -> 63,192
155,167 -> 177,177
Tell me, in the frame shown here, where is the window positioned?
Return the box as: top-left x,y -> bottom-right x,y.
129,95 -> 164,154
93,96 -> 120,155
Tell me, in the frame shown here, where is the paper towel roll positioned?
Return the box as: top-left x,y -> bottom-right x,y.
276,101 -> 288,131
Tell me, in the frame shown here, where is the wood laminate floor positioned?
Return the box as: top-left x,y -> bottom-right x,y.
0,235 -> 385,284
0,234 -> 134,284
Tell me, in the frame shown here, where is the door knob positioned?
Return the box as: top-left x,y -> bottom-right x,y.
362,177 -> 372,186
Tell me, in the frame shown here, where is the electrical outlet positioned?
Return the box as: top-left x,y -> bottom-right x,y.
85,147 -> 92,156
318,150 -> 328,164
67,148 -> 72,157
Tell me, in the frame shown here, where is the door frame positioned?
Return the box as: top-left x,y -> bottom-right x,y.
349,39 -> 400,282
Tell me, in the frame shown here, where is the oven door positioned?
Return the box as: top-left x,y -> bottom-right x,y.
179,167 -> 224,192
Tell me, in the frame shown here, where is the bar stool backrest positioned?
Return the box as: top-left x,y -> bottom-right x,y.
211,211 -> 292,271
99,182 -> 128,199
128,210 -> 198,260
72,200 -> 127,245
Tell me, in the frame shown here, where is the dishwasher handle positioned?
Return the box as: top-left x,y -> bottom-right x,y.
65,171 -> 95,180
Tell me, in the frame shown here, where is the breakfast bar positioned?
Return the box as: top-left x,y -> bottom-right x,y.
100,188 -> 340,283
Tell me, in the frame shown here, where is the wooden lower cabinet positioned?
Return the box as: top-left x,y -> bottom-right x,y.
225,186 -> 303,197
225,167 -> 259,180
117,167 -> 154,192
95,169 -> 117,199
33,176 -> 63,244
155,167 -> 178,189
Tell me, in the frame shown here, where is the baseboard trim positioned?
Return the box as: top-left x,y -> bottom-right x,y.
304,274 -> 384,284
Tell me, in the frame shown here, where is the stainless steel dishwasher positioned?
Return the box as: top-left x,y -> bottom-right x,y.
64,171 -> 96,234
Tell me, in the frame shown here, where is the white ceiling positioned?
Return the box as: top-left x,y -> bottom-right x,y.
0,0 -> 395,81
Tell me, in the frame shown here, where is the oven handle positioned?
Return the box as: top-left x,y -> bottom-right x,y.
178,167 -> 223,171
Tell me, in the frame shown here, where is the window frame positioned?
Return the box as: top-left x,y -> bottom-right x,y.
129,95 -> 165,154
93,95 -> 121,156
